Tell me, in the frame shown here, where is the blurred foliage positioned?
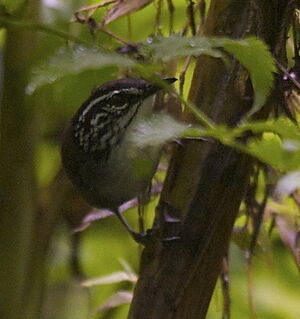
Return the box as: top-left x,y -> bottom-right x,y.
0,0 -> 25,12
1,0 -> 300,318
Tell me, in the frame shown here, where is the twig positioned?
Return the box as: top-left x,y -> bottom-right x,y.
155,0 -> 163,34
74,0 -> 116,18
179,55 -> 192,95
187,0 -> 196,36
179,2 -> 204,97
167,0 -> 175,35
246,256 -> 257,319
248,166 -> 271,258
276,60 -> 300,90
172,89 -> 215,128
98,26 -> 136,46
221,255 -> 231,319
0,16 -> 93,46
199,0 -> 206,30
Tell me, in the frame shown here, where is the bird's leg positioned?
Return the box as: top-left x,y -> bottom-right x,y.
113,208 -> 148,245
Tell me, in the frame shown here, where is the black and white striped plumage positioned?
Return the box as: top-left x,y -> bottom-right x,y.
72,78 -> 170,156
61,77 -> 176,243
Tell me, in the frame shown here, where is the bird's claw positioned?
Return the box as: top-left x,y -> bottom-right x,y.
131,231 -> 150,246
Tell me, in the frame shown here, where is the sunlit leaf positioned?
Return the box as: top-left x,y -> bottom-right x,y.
178,117 -> 300,172
233,118 -> 300,171
233,117 -> 300,141
247,136 -> 300,171
268,202 -> 299,217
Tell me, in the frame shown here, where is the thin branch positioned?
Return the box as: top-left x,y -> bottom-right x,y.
248,167 -> 271,259
155,0 -> 163,34
246,257 -> 257,319
199,0 -> 206,30
0,16 -> 93,46
292,8 -> 299,58
98,25 -> 135,46
221,255 -> 231,319
179,55 -> 193,95
187,0 -> 196,36
127,14 -> 132,40
277,60 -> 300,90
179,2 -> 204,98
72,6 -> 136,46
74,0 -> 116,16
166,0 -> 175,35
171,89 -> 215,128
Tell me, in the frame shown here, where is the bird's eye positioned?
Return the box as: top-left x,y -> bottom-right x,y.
108,92 -> 140,109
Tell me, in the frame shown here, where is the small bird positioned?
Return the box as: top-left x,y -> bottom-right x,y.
61,77 -> 177,244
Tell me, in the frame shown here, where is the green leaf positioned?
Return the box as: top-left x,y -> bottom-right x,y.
247,135 -> 300,171
248,117 -> 300,140
28,46 -> 135,93
220,37 -> 276,115
182,117 -> 300,172
228,118 -> 300,171
29,35 -> 275,121
230,118 -> 300,171
140,35 -> 223,59
0,0 -> 25,12
141,35 -> 275,117
230,117 -> 300,142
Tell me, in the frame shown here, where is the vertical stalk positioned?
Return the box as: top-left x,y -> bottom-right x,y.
0,1 -> 40,318
128,0 -> 291,318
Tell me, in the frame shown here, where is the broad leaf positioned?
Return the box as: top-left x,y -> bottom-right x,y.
141,35 -> 223,59
219,37 -> 276,115
247,136 -> 300,171
142,35 -> 275,116
236,117 -> 300,141
183,117 -> 300,172
28,46 -> 135,93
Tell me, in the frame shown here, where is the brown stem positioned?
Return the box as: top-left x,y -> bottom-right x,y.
128,1 -> 292,318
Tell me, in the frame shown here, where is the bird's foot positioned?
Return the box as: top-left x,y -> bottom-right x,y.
131,229 -> 182,246
130,230 -> 150,246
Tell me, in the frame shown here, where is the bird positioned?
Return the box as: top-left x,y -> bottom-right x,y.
61,77 -> 177,244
